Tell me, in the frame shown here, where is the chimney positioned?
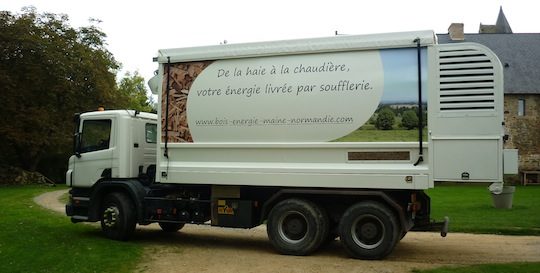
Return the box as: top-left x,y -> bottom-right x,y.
479,23 -> 497,34
448,23 -> 465,41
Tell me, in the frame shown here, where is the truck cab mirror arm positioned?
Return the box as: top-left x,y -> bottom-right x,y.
73,132 -> 82,158
73,113 -> 82,158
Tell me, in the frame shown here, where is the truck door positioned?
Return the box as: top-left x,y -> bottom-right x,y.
72,118 -> 114,187
429,43 -> 504,183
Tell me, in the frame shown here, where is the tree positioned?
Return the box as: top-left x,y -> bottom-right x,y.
0,8 -> 124,174
401,110 -> 419,130
117,71 -> 155,113
375,108 -> 395,130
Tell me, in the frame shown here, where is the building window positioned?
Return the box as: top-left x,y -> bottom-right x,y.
518,99 -> 525,116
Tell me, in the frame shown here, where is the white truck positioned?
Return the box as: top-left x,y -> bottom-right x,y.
66,30 -> 517,259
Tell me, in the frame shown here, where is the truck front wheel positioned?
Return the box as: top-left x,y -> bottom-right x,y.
339,201 -> 399,259
267,198 -> 329,256
100,192 -> 136,241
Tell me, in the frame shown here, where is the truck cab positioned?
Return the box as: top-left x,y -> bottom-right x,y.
66,110 -> 157,188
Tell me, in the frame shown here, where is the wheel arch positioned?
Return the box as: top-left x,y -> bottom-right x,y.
88,179 -> 147,222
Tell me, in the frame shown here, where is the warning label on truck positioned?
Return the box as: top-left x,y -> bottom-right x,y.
217,200 -> 235,215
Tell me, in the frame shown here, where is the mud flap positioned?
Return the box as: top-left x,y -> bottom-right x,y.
411,216 -> 450,237
440,216 -> 449,237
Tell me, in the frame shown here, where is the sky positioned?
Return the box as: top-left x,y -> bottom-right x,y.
4,0 -> 539,87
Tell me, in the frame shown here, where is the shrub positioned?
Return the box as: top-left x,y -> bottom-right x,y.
375,108 -> 395,130
401,110 -> 419,130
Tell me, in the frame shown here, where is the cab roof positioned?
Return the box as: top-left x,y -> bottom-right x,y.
81,110 -> 157,121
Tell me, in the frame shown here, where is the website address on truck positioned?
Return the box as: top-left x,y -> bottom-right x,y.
194,115 -> 354,127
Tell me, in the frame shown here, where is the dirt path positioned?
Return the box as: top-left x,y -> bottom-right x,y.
36,190 -> 540,273
33,188 -> 68,213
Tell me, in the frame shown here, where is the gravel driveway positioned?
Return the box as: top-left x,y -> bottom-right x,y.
36,189 -> 540,273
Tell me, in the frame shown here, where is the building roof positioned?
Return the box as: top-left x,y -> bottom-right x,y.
479,7 -> 513,34
494,6 -> 513,33
437,33 -> 540,95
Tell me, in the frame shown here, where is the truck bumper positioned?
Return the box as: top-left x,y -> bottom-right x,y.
411,216 -> 450,237
65,195 -> 92,223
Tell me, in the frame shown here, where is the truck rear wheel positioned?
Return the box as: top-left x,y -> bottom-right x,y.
158,222 -> 185,232
267,198 -> 329,256
100,192 -> 136,241
339,201 -> 399,259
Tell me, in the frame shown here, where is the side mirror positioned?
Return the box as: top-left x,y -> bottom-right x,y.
73,132 -> 82,158
73,113 -> 82,158
148,74 -> 160,95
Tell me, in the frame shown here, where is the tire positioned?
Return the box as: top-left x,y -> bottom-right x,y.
159,222 -> 185,232
267,198 -> 329,256
100,192 -> 136,241
339,201 -> 399,260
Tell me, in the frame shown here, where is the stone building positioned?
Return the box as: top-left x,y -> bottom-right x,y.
437,7 -> 540,183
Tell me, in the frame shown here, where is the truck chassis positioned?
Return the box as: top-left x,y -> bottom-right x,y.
67,178 -> 446,259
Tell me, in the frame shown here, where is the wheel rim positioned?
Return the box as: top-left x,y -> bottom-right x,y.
351,214 -> 385,250
103,206 -> 120,228
277,211 -> 309,244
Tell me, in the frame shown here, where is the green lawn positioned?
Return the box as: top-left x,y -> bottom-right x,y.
417,184 -> 540,273
414,262 -> 540,273
428,184 -> 540,235
0,185 -> 142,273
1,184 -> 538,273
414,184 -> 540,273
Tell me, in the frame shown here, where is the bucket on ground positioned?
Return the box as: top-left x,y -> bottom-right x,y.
489,185 -> 515,209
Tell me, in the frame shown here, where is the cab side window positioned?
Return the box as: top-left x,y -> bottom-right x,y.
80,120 -> 112,153
145,123 -> 157,143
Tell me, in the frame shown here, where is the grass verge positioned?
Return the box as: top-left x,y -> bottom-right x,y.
0,185 -> 143,273
417,184 -> 540,273
413,262 -> 540,273
428,184 -> 540,235
1,184 -> 538,273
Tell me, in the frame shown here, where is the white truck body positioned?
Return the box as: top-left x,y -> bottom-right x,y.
149,30 -> 509,189
66,30 -> 517,260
